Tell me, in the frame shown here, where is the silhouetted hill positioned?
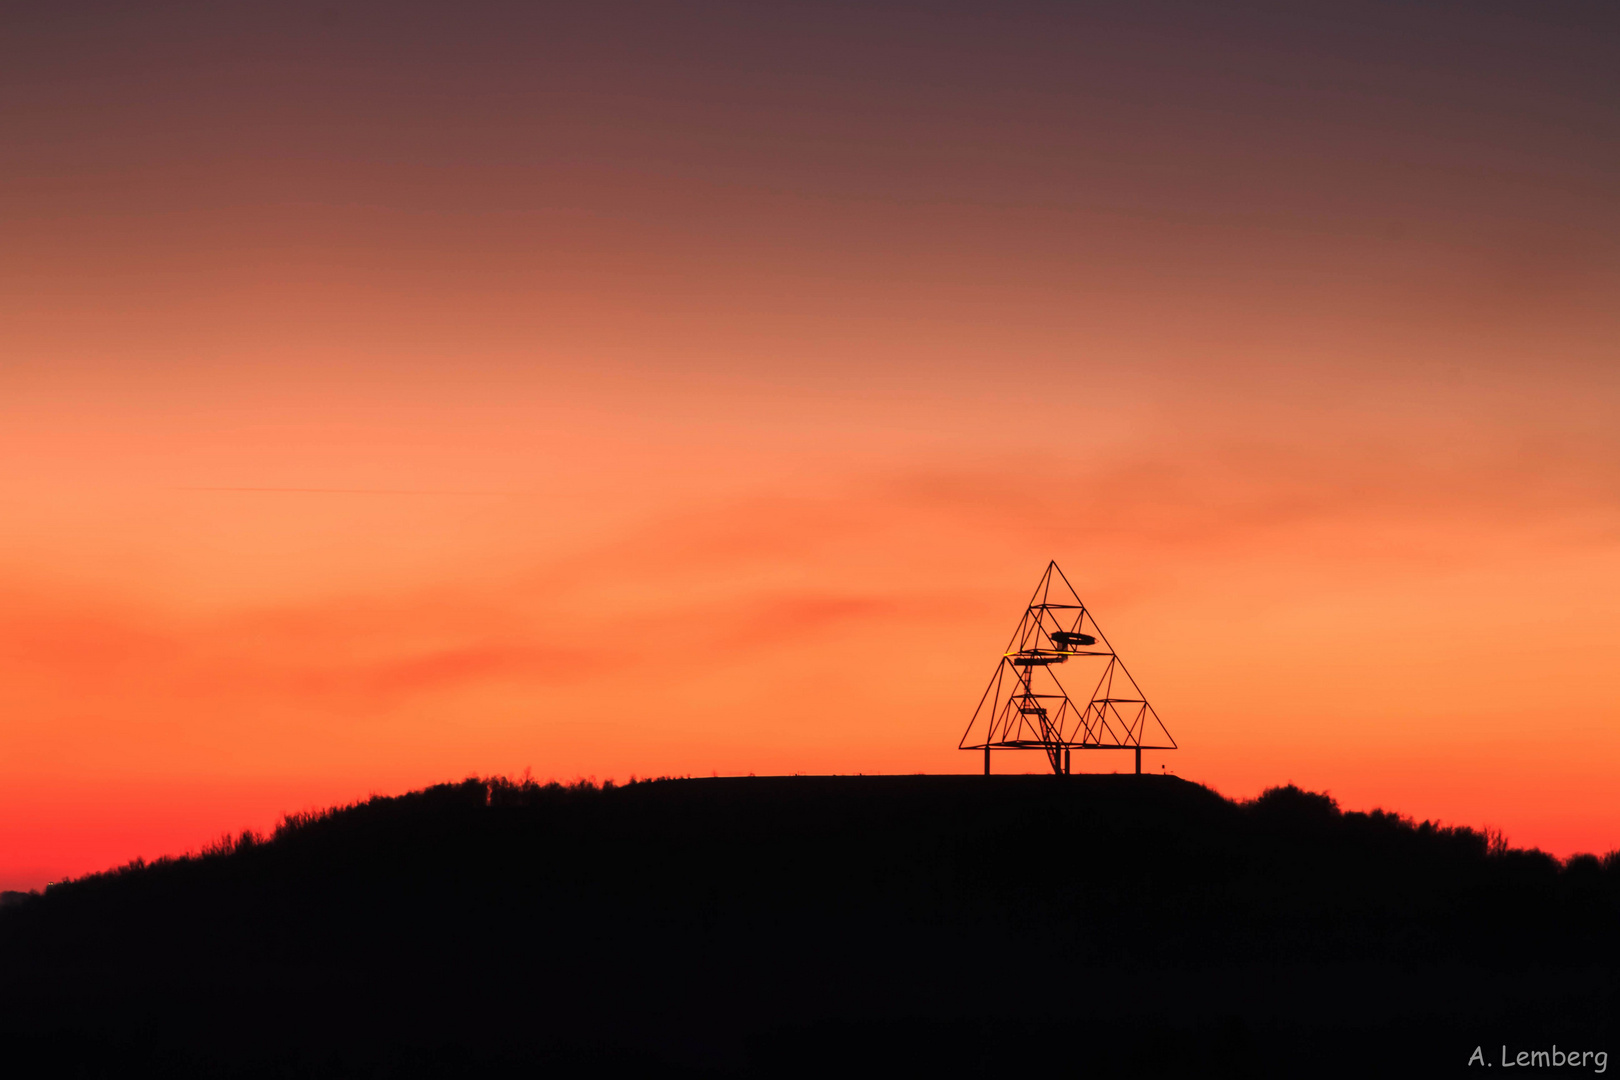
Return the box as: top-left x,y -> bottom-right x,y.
1,775 -> 1614,1077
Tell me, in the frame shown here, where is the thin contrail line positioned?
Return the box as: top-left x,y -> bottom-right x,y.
169,486 -> 511,495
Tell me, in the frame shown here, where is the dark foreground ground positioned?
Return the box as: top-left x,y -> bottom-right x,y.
0,774 -> 1615,1077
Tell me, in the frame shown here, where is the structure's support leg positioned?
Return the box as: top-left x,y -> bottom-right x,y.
1064,749 -> 1071,775
1135,747 -> 1142,775
984,746 -> 990,776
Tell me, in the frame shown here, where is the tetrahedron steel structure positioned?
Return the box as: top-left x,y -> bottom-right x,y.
961,562 -> 1175,775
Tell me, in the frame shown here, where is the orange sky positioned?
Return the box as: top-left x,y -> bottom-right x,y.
2,1 -> 1617,888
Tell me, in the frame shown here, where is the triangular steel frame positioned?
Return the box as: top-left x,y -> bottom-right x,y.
960,561 -> 1176,775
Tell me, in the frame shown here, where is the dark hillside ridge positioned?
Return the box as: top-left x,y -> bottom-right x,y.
1,775 -> 1614,1077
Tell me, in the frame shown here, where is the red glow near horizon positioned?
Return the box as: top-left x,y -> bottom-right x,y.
2,2 -> 1616,889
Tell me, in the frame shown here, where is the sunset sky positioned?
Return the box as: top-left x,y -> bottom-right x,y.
3,1 -> 1617,889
